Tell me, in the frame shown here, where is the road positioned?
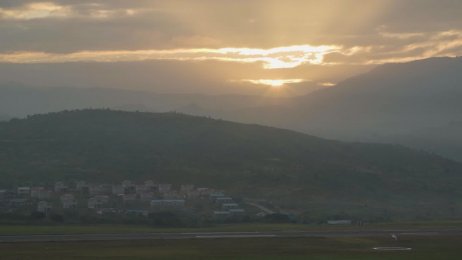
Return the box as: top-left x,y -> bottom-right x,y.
1,229 -> 461,243
245,201 -> 275,215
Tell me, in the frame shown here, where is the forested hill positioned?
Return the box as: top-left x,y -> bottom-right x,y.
1,109 -> 461,219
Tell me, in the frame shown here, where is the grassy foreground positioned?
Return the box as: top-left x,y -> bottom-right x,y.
1,236 -> 461,259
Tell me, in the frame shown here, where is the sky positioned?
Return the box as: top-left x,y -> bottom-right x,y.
1,0 -> 462,95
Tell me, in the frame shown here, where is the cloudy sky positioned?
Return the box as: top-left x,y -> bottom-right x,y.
1,0 -> 461,95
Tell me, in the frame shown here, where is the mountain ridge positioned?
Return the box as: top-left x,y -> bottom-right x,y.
1,109 -> 461,220
222,57 -> 462,161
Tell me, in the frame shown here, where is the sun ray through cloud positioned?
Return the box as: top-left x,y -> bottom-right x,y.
0,45 -> 341,69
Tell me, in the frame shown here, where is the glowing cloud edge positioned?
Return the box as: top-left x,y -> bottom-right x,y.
0,44 -> 341,69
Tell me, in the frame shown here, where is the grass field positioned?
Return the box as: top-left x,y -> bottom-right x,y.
0,235 -> 461,259
1,221 -> 462,235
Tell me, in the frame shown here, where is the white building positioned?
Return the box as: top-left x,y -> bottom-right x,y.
88,195 -> 110,208
89,185 -> 109,196
150,199 -> 185,211
135,184 -> 147,194
158,184 -> 172,193
209,192 -> 225,201
60,194 -> 77,209
17,187 -> 31,196
222,203 -> 239,210
76,181 -> 88,191
327,220 -> 352,225
54,181 -> 67,193
31,187 -> 51,199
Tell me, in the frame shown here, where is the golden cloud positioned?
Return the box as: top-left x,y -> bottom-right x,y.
0,45 -> 341,69
1,29 -> 461,68
0,2 -> 71,20
0,2 -> 139,20
239,79 -> 306,87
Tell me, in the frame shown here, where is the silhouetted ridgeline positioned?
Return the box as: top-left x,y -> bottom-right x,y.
227,57 -> 462,161
0,109 -> 461,219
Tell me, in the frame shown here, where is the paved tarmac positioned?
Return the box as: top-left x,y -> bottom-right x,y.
1,229 -> 461,243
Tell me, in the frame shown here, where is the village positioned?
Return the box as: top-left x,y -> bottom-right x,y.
0,180 -> 249,223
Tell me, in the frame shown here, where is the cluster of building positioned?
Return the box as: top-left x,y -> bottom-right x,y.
0,180 -> 246,219
209,192 -> 246,218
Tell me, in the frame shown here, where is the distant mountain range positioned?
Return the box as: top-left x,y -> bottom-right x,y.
388,121 -> 462,161
1,110 -> 462,220
224,57 -> 462,161
0,84 -> 288,118
1,57 -> 461,161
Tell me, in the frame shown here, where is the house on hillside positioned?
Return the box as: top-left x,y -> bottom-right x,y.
209,192 -> 225,201
150,199 -> 185,211
222,203 -> 239,210
8,198 -> 28,208
327,220 -> 352,225
54,181 -> 68,193
60,194 -> 77,209
158,184 -> 172,193
17,187 -> 31,196
30,187 -> 51,200
76,181 -> 88,191
88,195 -> 110,209
89,185 -> 107,196
215,197 -> 234,204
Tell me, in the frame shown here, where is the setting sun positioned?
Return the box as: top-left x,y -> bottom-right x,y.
242,79 -> 304,88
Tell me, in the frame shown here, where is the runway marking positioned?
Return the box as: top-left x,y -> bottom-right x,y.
400,232 -> 438,236
373,247 -> 412,251
195,234 -> 277,239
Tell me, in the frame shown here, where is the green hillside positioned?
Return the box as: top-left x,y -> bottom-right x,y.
1,110 -> 461,220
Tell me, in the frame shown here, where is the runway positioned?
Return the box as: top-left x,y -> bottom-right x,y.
1,229 -> 461,243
